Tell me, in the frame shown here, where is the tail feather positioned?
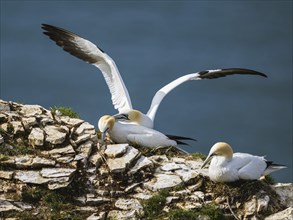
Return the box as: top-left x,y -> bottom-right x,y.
264,161 -> 287,176
166,134 -> 197,142
174,146 -> 190,155
174,140 -> 189,146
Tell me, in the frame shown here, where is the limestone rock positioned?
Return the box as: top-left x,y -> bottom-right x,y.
74,133 -> 91,145
47,177 -> 73,190
0,171 -> 14,180
107,146 -> 140,173
166,196 -> 180,204
14,170 -> 49,184
75,122 -> 95,135
0,200 -> 21,212
133,192 -> 153,200
89,152 -> 103,167
87,212 -> 106,220
42,145 -> 75,163
44,145 -> 75,156
20,105 -> 43,117
41,117 -> 54,126
149,155 -> 169,163
13,201 -> 33,211
2,111 -> 20,121
108,209 -> 140,220
105,144 -> 128,158
175,168 -> 199,183
0,100 -> 10,111
161,162 -> 181,171
10,121 -> 24,134
75,141 -> 93,162
257,195 -> 270,213
85,194 -> 111,205
28,127 -> 44,147
185,160 -> 204,170
129,155 -> 153,174
273,183 -> 293,207
60,116 -> 84,127
15,155 -> 55,168
244,199 -> 257,217
40,168 -> 76,178
144,174 -> 183,191
44,125 -> 67,144
172,157 -> 186,164
265,207 -> 293,220
21,116 -> 37,129
0,134 -> 4,144
115,198 -> 143,211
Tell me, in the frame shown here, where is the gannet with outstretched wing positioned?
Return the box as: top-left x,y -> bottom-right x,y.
42,24 -> 267,128
201,142 -> 286,182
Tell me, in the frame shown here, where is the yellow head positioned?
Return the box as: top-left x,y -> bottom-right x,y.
98,115 -> 115,141
127,110 -> 142,123
201,142 -> 233,168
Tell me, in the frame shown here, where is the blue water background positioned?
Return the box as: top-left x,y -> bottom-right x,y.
1,1 -> 292,182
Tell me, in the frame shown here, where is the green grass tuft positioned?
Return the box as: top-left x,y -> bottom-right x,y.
20,186 -> 83,220
51,106 -> 80,118
264,175 -> 275,184
169,203 -> 225,220
142,189 -> 169,219
169,209 -> 199,220
0,143 -> 32,156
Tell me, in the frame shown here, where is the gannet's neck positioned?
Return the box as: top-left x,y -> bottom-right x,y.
210,155 -> 230,168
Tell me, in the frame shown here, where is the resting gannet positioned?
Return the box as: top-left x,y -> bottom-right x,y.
98,115 -> 192,154
42,24 -> 267,128
201,142 -> 286,182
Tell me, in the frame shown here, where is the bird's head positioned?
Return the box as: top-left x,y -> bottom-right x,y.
114,110 -> 143,124
128,110 -> 143,123
98,115 -> 115,142
201,142 -> 233,168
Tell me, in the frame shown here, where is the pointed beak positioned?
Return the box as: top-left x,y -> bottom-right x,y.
101,128 -> 109,143
113,113 -> 129,121
201,154 -> 213,169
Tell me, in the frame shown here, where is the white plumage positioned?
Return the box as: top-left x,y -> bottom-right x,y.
201,142 -> 286,182
98,115 -> 189,154
42,24 -> 267,129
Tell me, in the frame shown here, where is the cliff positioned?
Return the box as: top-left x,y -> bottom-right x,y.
0,99 -> 292,219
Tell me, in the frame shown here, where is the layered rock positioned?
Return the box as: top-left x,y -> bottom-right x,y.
0,100 -> 292,220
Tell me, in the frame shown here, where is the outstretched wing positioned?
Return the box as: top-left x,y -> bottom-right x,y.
198,68 -> 267,79
42,24 -> 133,113
147,68 -> 267,122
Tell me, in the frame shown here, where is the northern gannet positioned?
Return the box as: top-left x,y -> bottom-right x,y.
98,115 -> 191,154
42,24 -> 267,128
201,142 -> 286,182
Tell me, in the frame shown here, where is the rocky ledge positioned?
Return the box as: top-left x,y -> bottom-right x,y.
0,100 -> 292,220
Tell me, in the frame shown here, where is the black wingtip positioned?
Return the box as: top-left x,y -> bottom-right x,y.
228,68 -> 268,78
41,23 -> 106,54
199,68 -> 268,79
